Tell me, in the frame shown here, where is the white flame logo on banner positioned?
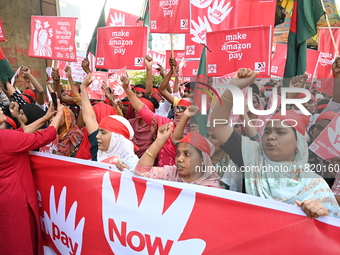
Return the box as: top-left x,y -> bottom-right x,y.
328,116 -> 340,153
109,12 -> 126,26
41,186 -> 85,255
102,172 -> 206,254
190,16 -> 212,44
208,0 -> 233,25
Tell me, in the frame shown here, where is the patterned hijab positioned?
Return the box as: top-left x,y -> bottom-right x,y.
242,111 -> 339,217
58,108 -> 83,156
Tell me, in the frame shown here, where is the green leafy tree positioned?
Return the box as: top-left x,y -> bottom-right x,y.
129,71 -> 163,87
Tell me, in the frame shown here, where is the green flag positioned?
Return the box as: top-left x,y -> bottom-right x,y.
141,0 -> 152,49
86,0 -> 107,58
283,0 -> 324,86
0,47 -> 14,85
197,46 -> 207,79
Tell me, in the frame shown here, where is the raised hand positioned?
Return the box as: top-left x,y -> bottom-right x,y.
191,16 -> 212,44
157,122 -> 174,143
184,105 -> 200,118
144,55 -> 153,69
120,76 -> 130,91
20,65 -> 31,75
102,172 -> 206,254
82,72 -> 94,88
64,65 -> 72,78
289,72 -> 308,88
41,186 -> 85,255
51,68 -> 60,81
208,0 -> 233,25
332,56 -> 340,78
230,68 -> 259,89
81,58 -> 91,74
156,64 -> 165,78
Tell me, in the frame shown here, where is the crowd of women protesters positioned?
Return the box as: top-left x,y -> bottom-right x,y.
2,53 -> 340,254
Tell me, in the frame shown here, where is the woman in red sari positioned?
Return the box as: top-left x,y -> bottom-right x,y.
0,102 -> 64,255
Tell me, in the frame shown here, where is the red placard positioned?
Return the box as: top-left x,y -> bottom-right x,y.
188,0 -> 276,59
150,0 -> 190,34
28,16 -> 77,62
95,26 -> 148,70
316,28 -> 340,95
108,67 -> 127,100
165,50 -> 185,70
106,9 -> 142,27
57,52 -> 87,83
30,152 -> 340,255
306,49 -> 321,83
207,26 -> 272,77
309,113 -> 340,162
0,18 -> 6,42
271,44 -> 287,77
87,71 -> 107,100
182,60 -> 200,77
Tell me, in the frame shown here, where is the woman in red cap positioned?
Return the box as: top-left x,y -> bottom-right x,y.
134,122 -> 222,188
211,68 -> 339,219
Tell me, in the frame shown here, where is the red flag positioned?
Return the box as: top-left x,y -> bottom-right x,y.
271,44 -> 287,77
95,26 -> 148,70
207,26 -> 272,77
316,28 -> 340,95
0,18 -> 6,42
150,0 -> 190,33
106,9 -> 142,27
28,16 -> 77,62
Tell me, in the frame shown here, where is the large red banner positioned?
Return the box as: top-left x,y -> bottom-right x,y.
310,113 -> 340,162
317,28 -> 340,95
0,18 -> 6,42
206,26 -> 272,77
150,0 -> 190,34
187,0 -> 276,59
96,26 -> 148,70
28,16 -> 77,62
106,8 -> 142,27
31,152 -> 340,255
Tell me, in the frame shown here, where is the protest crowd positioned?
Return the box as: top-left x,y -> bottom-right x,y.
2,0 -> 340,254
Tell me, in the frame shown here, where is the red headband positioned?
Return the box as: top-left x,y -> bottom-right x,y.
121,101 -> 130,106
179,132 -> 211,155
21,95 -> 32,104
270,110 -> 307,135
99,116 -> 130,140
23,89 -> 37,101
140,97 -> 155,112
133,87 -> 146,93
152,87 -> 159,93
316,111 -> 337,124
296,93 -> 316,102
5,116 -> 17,129
317,104 -> 328,110
177,99 -> 191,107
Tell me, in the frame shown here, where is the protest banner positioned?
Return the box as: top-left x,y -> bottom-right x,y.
0,18 -> 6,42
188,0 -> 276,59
96,26 -> 148,70
31,152 -> 340,255
150,0 -> 190,34
106,8 -> 142,27
108,67 -> 127,100
57,52 -> 87,82
310,113 -> 340,162
147,49 -> 166,75
317,28 -> 340,95
182,60 -> 200,77
306,49 -> 321,83
28,16 -> 77,62
206,26 -> 272,77
87,71 -> 107,100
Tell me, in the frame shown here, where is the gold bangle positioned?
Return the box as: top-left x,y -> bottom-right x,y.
146,149 -> 157,159
222,94 -> 233,103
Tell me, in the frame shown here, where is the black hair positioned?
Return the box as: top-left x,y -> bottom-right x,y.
121,97 -> 130,102
250,83 -> 260,96
264,81 -> 276,87
141,95 -> 159,109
